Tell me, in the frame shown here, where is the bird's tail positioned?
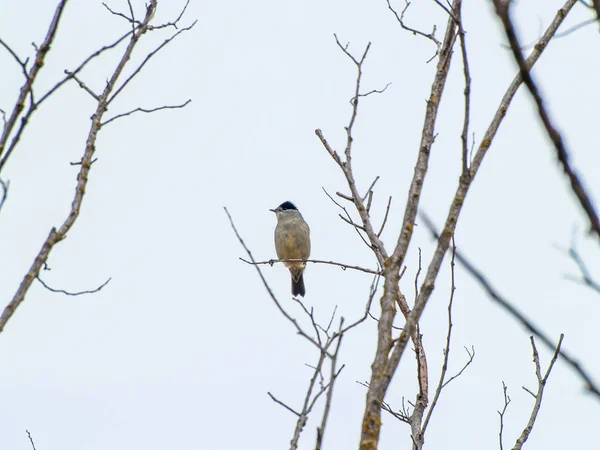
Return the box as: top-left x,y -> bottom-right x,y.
290,268 -> 306,297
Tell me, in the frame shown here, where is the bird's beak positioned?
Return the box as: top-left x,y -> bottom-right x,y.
269,208 -> 277,213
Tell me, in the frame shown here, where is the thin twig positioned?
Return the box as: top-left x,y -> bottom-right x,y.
512,335 -> 563,450
26,430 -> 36,450
107,22 -> 196,105
240,257 -> 381,275
64,70 -> 99,100
498,382 -> 511,450
37,276 -> 112,296
268,392 -> 301,417
386,0 -> 441,61
377,196 -> 392,237
322,187 -> 371,249
102,99 -> 192,126
422,237 -> 457,433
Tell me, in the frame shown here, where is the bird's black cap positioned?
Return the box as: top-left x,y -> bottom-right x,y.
278,201 -> 298,211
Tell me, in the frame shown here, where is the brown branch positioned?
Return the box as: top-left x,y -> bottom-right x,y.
357,3 -> 461,447
0,0 -> 69,169
240,257 -> 381,275
0,36 -> 29,72
512,335 -> 563,450
37,276 -> 112,296
0,28 -> 135,173
102,99 -> 192,126
363,176 -> 380,202
498,381 -> 511,450
315,338 -> 345,450
421,213 -> 600,399
0,0 -> 164,334
316,37 -> 387,265
102,2 -> 139,25
377,2 -> 579,442
493,0 -> 600,242
386,0 -> 441,61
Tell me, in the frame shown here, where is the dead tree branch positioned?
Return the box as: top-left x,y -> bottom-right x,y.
0,0 -> 193,334
102,99 -> 192,126
240,257 -> 381,275
37,276 -> 112,296
422,237 -> 474,434
386,0 -> 442,61
492,0 -> 600,243
0,0 -> 69,170
498,381 -> 511,450
380,4 -> 579,443
512,335 -> 563,450
421,213 -> 600,399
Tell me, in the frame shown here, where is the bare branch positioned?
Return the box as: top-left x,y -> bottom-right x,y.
423,237 -> 458,433
26,430 -> 37,450
498,382 -> 511,450
240,257 -> 381,275
315,338 -> 345,450
107,21 -> 196,105
442,346 -> 475,388
512,335 -> 563,450
268,392 -> 301,417
357,3 -> 461,446
102,99 -> 192,126
420,213 -> 600,399
492,0 -> 600,242
357,83 -> 392,99
0,0 -> 177,334
386,0 -> 441,61
376,196 -> 392,237
0,36 -> 28,72
0,0 -> 69,168
376,3 -> 580,444
64,70 -> 100,100
102,2 -> 139,25
37,276 -> 112,296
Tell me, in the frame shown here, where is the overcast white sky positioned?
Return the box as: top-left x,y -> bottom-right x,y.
1,0 -> 599,449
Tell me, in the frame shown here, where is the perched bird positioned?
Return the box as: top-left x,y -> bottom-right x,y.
270,201 -> 311,297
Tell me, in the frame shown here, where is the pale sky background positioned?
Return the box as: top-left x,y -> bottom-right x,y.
1,0 -> 599,449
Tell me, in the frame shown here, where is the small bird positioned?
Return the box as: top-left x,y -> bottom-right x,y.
270,201 -> 311,297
